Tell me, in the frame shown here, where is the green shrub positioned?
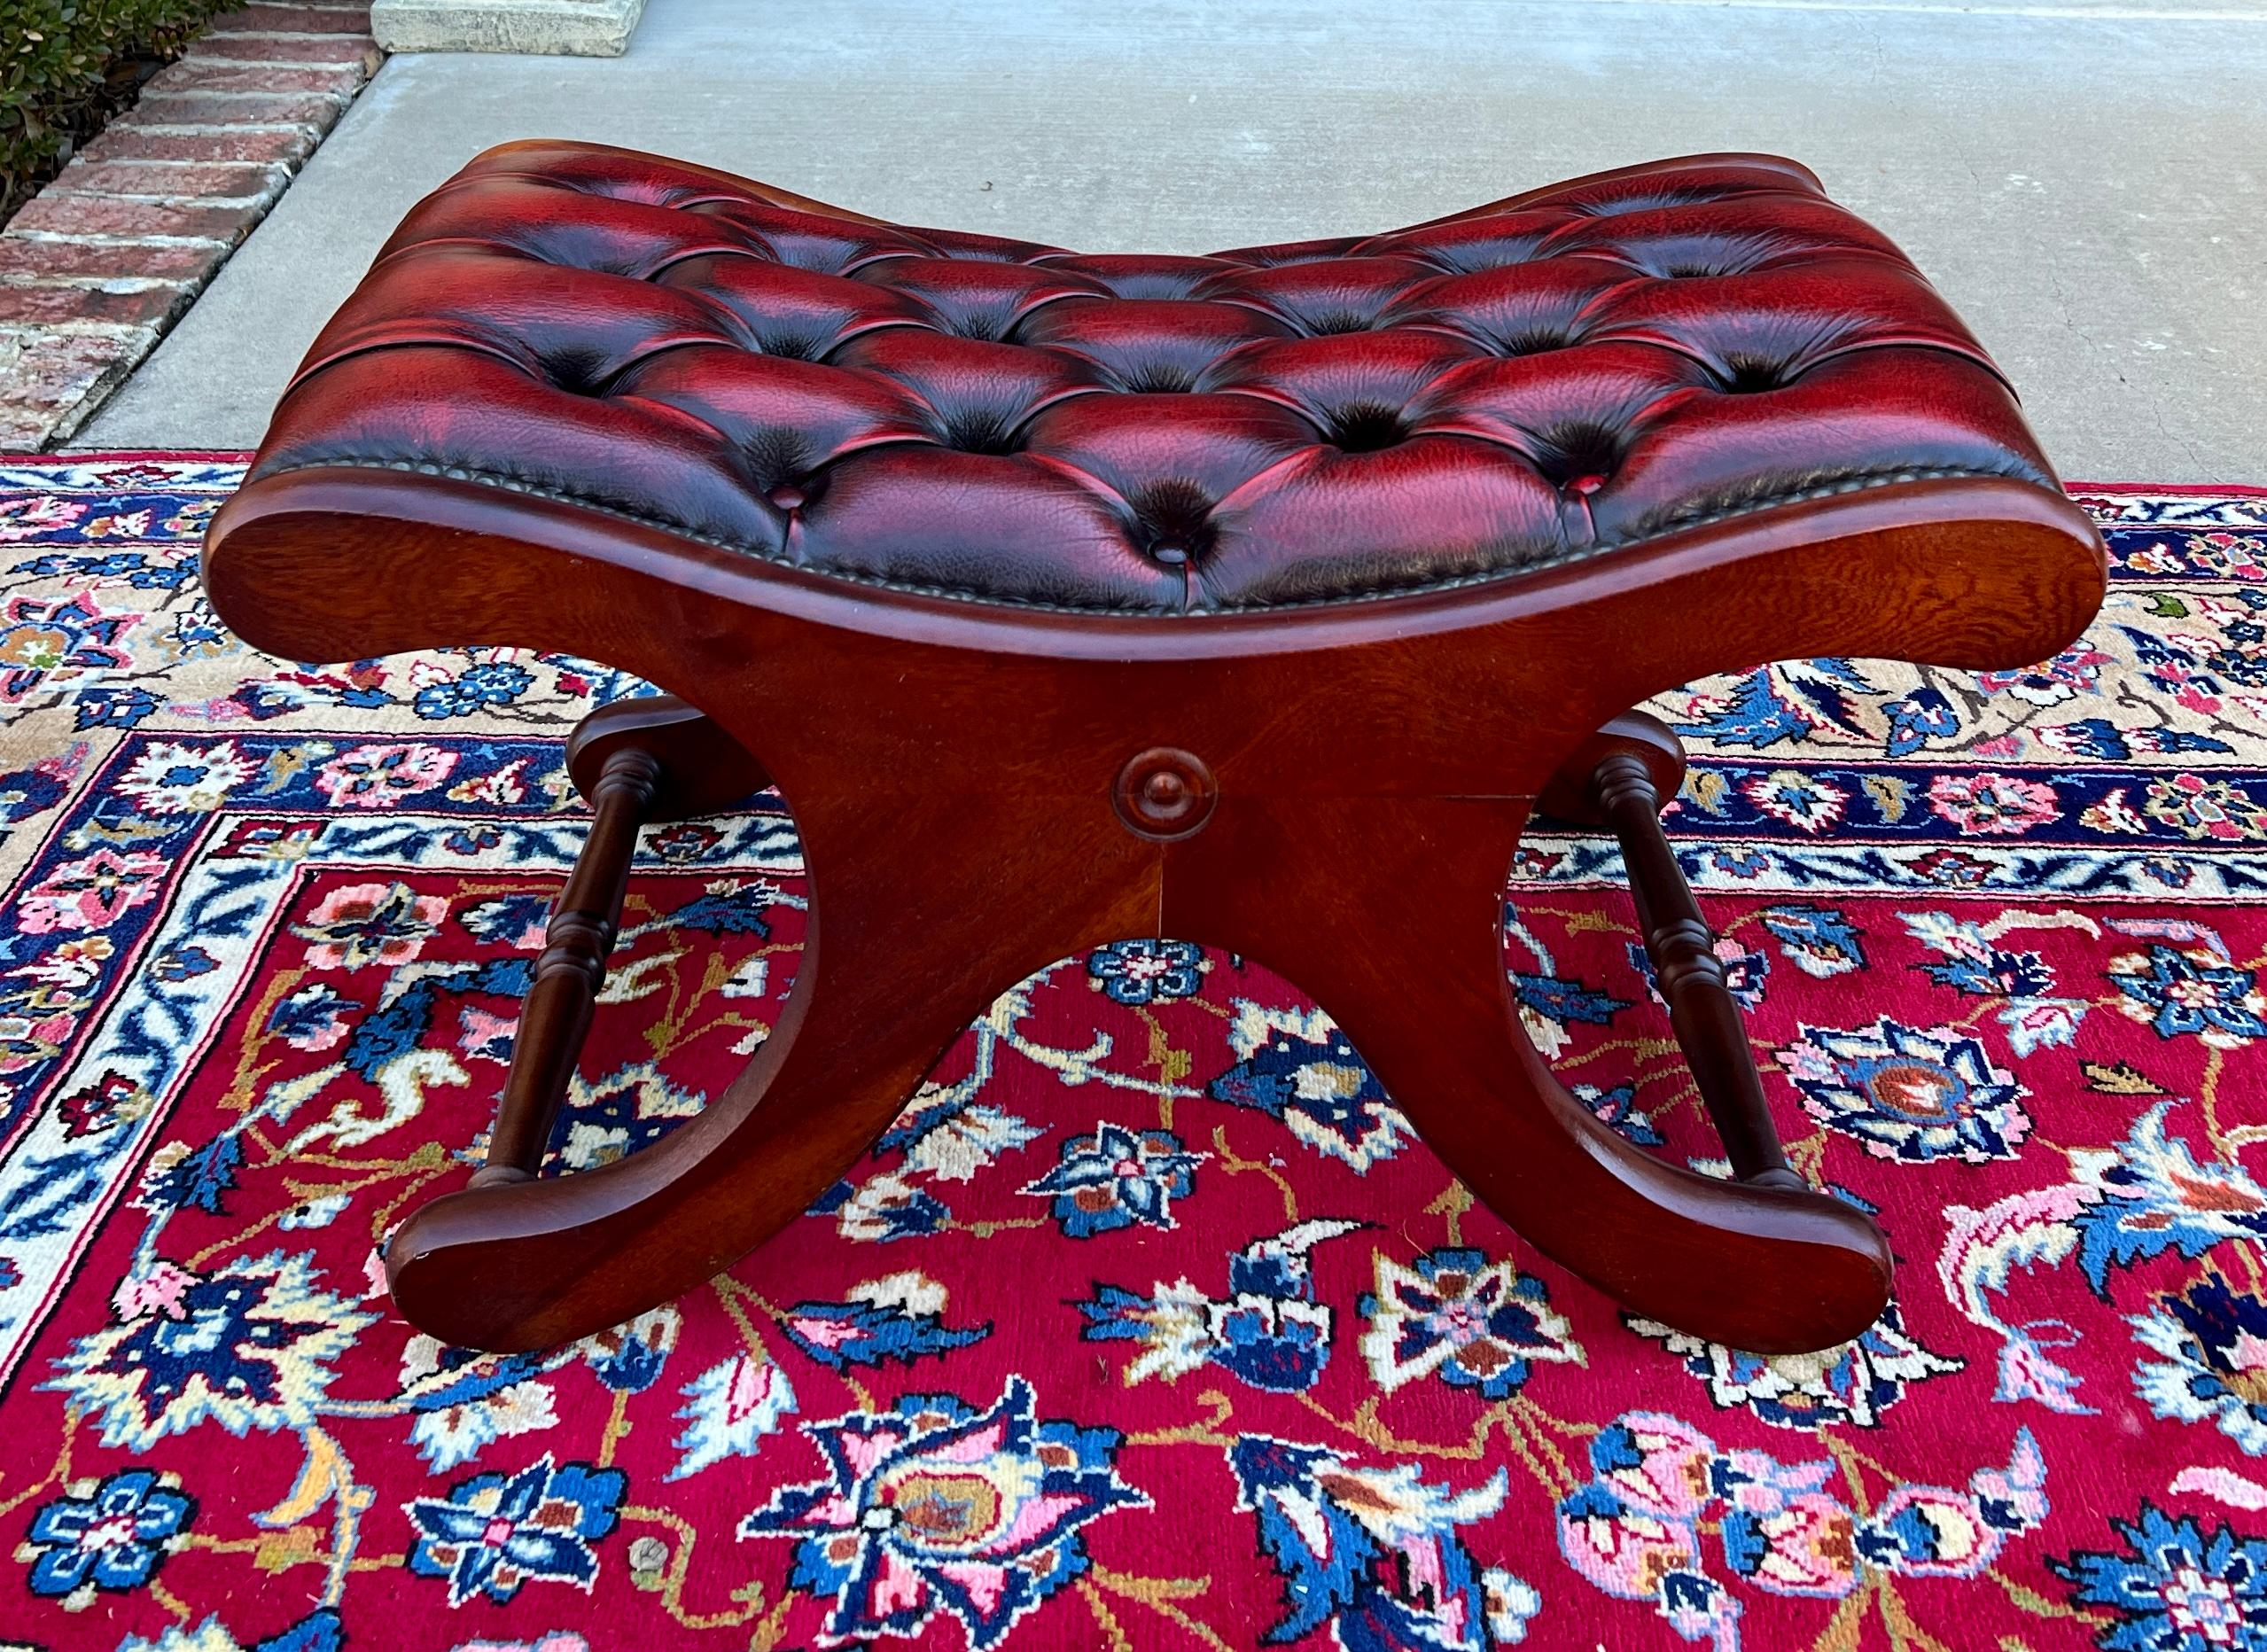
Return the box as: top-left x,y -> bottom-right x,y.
2,1 -> 231,217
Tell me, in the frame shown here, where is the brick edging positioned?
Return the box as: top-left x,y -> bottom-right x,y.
0,4 -> 383,448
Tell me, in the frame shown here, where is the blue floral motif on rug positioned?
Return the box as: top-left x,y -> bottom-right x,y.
2,458 -> 2267,1651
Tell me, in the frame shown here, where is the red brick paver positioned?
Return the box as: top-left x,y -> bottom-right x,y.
0,4 -> 381,448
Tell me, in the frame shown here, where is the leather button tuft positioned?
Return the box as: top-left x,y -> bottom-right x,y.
1720,357 -> 1787,394
1123,368 -> 1196,394
768,483 -> 807,511
1531,422 -> 1625,492
1326,402 -> 1409,454
1500,331 -> 1570,358
940,417 -> 1023,456
1127,479 -> 1219,566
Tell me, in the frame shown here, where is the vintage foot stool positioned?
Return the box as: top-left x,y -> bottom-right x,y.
202,144 -> 2107,1358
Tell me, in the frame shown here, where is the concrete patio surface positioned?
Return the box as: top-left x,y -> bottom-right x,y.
80,0 -> 2267,482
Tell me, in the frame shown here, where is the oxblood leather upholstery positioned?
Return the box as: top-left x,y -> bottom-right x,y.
250,142 -> 2061,615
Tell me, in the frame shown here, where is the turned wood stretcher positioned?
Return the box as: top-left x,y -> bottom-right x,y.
201,144 -> 2107,1356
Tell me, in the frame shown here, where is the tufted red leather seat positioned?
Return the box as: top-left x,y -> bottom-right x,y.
248,142 -> 2061,614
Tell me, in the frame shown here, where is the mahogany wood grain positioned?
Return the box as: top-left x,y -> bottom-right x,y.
202,466 -> 2107,1356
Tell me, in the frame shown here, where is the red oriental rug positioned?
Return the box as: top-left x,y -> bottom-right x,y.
2,456 -> 2265,1652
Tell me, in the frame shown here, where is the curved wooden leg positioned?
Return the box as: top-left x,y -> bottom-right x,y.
386,777 -> 1153,1352
1165,794 -> 1892,1356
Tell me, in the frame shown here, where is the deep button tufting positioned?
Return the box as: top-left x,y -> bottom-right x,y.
654,258 -> 931,360
1528,422 -> 1627,491
1194,256 -> 1444,338
1718,355 -> 1790,394
831,329 -> 1102,455
1127,479 -> 1212,564
853,257 -> 1110,342
1321,402 -> 1410,453
1021,394 -> 1317,518
607,345 -> 935,492
296,244 -> 756,385
1031,253 -> 1227,300
1550,171 -> 1795,216
377,178 -> 768,280
682,201 -> 933,277
1016,300 -> 1291,394
1377,258 -> 1635,358
1353,211 -> 1563,275
251,141 -> 2065,615
1580,260 -> 2000,384
1546,199 -> 1911,267
1201,331 -> 1484,437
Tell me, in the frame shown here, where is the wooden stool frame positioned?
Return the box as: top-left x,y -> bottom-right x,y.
203,468 -> 2106,1357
